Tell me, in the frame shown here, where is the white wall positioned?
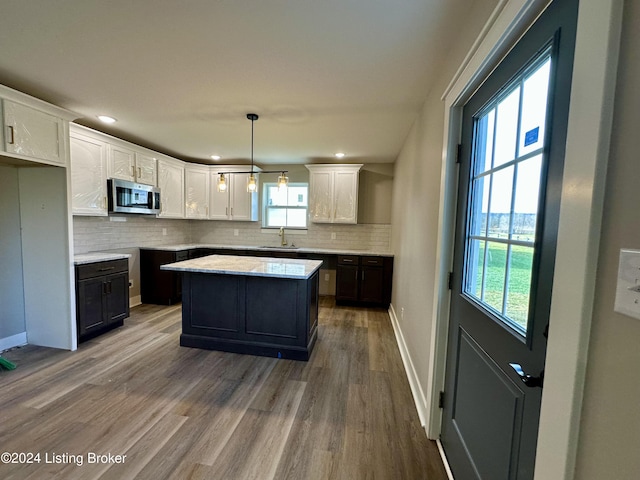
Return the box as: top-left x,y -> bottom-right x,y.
19,166 -> 74,349
574,2 -> 640,477
389,0 -> 500,424
0,165 -> 26,348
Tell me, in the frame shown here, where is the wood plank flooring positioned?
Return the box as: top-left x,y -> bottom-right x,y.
0,297 -> 447,480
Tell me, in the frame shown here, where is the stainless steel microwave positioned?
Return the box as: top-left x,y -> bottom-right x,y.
108,179 -> 161,215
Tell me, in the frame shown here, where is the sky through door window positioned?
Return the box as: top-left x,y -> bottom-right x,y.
262,183 -> 308,228
464,51 -> 552,335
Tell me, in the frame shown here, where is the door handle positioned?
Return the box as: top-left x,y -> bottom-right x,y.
7,125 -> 15,144
508,363 -> 544,388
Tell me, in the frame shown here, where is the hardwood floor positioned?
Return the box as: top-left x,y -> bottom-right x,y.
0,298 -> 447,480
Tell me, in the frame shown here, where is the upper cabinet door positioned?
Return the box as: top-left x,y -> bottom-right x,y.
134,152 -> 157,186
157,158 -> 185,218
3,100 -> 65,164
69,130 -> 108,216
333,169 -> 359,223
185,165 -> 210,219
308,170 -> 333,223
230,173 -> 258,221
108,144 -> 135,181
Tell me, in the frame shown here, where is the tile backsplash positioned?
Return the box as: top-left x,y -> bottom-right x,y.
73,216 -> 391,254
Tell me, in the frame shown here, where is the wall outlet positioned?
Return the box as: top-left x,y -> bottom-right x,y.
324,273 -> 330,282
234,229 -> 239,236
129,280 -> 134,289
331,232 -> 336,240
162,228 -> 167,236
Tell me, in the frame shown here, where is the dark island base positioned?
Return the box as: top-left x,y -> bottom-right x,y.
180,328 -> 317,361
179,270 -> 319,362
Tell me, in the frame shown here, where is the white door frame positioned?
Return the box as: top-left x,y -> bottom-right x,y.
429,0 -> 623,478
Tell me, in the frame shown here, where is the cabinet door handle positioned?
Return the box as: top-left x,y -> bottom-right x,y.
7,126 -> 15,145
138,167 -> 142,178
103,282 -> 108,295
107,281 -> 112,294
231,207 -> 233,216
130,165 -> 135,177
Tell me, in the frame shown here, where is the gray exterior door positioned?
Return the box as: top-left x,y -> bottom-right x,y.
440,1 -> 578,478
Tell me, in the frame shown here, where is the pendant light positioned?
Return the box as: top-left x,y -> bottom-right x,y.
247,113 -> 258,193
217,173 -> 227,192
216,114 -> 289,193
277,171 -> 289,190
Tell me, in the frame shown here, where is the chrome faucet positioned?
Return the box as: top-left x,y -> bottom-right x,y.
279,226 -> 287,246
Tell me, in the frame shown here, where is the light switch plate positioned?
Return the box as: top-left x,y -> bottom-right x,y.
614,249 -> 640,320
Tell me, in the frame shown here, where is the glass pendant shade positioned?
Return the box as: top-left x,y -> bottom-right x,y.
277,172 -> 289,189
247,173 -> 258,193
217,173 -> 227,192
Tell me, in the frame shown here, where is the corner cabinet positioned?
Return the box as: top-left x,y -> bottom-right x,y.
69,125 -> 108,216
336,255 -> 393,307
75,259 -> 129,342
157,156 -> 185,218
306,164 -> 362,224
209,169 -> 259,221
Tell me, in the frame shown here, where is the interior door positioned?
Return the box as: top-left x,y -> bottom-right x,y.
440,1 -> 578,479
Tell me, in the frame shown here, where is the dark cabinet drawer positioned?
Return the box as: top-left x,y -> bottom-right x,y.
337,255 -> 359,265
76,259 -> 128,280
360,256 -> 384,267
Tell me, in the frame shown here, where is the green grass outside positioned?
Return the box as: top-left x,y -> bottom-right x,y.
472,241 -> 533,329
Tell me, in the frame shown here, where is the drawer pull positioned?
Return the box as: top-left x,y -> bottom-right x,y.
98,267 -> 115,272
343,259 -> 353,263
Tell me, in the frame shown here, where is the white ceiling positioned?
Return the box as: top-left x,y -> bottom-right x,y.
0,0 -> 474,166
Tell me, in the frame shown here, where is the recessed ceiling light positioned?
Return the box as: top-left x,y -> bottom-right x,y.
97,115 -> 117,124
334,152 -> 345,159
210,155 -> 221,160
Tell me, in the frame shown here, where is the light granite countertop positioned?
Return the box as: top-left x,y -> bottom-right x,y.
161,254 -> 323,279
141,243 -> 393,257
74,253 -> 132,265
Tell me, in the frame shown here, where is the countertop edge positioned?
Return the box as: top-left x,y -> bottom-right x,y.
74,253 -> 132,265
140,244 -> 394,257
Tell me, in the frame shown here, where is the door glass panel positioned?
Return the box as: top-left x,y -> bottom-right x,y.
488,166 -> 514,239
506,246 -> 534,328
512,155 -> 542,240
519,58 -> 551,156
463,52 -> 551,336
475,109 -> 495,174
493,88 -> 520,168
483,241 -> 507,312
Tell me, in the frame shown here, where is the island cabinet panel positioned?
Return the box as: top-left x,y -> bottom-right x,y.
180,270 -> 319,361
187,274 -> 242,334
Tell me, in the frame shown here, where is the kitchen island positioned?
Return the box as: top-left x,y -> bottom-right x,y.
161,255 -> 322,361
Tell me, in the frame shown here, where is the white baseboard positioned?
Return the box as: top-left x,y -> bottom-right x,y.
130,295 -> 142,308
0,332 -> 28,352
436,439 -> 455,480
388,303 -> 429,427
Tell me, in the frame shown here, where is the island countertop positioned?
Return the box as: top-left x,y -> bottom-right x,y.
161,254 -> 323,280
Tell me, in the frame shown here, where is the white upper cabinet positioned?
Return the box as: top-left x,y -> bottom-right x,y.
2,99 -> 66,165
209,169 -> 259,221
185,164 -> 210,219
69,125 -> 108,216
135,152 -> 157,186
306,164 -> 362,224
108,142 -> 157,186
157,156 -> 185,219
108,143 -> 135,181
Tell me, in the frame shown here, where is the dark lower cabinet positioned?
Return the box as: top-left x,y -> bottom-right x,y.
336,255 -> 393,307
140,249 -> 189,305
75,259 -> 129,342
